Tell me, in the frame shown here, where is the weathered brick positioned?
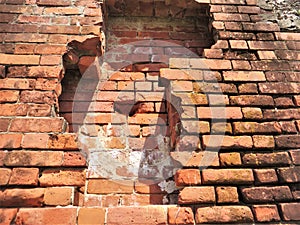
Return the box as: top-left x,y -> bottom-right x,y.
88,179 -> 133,194
107,206 -> 166,225
242,107 -> 263,119
10,118 -> 65,133
254,169 -> 278,184
0,53 -> 40,65
259,82 -> 300,94
279,203 -> 300,221
184,151 -> 220,167
63,152 -> 86,166
78,208 -> 106,225
243,152 -> 291,166
0,133 -> 23,149
197,107 -> 242,119
39,169 -> 85,186
175,169 -> 201,186
190,59 -> 232,70
202,169 -> 254,184
251,61 -> 291,71
233,122 -> 281,134
9,168 -> 39,186
0,104 -> 28,116
223,71 -> 265,81
178,186 -> 215,204
0,90 -> 19,103
203,135 -> 253,149
0,209 -> 18,225
252,135 -> 275,149
196,206 -> 254,224
275,97 -> 294,108
219,152 -> 242,166
134,181 -> 165,194
275,135 -> 300,148
264,109 -> 300,120
44,187 -> 73,206
232,60 -> 251,70
278,167 -> 300,183
216,186 -> 239,203
0,118 -> 11,132
257,51 -> 277,60
0,168 -> 11,185
0,188 -> 44,207
238,83 -> 258,93
4,150 -> 63,167
22,133 -> 49,149
15,208 -> 77,225
253,205 -> 280,222
275,32 -> 300,41
241,186 -> 293,203
230,95 -> 273,106
290,150 -> 300,165
0,78 -> 35,89
168,207 -> 195,225
47,133 -> 78,150
214,13 -> 250,21
20,90 -> 56,104
229,40 -> 248,49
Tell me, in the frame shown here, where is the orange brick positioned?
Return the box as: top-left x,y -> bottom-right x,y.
4,150 -> 63,167
253,135 -> 275,149
203,135 -> 253,149
190,59 -> 232,70
0,168 -> 11,185
229,40 -> 248,49
253,205 -> 280,222
0,104 -> 28,116
219,152 -> 242,166
87,179 -> 134,194
15,208 -> 77,225
9,168 -> 39,186
175,169 -> 201,186
168,207 -> 195,225
178,186 -> 215,204
39,169 -> 85,186
22,133 -> 49,149
0,209 -> 18,225
134,181 -> 165,194
0,53 -> 40,65
216,187 -> 239,203
197,107 -> 243,119
47,133 -> 78,150
44,187 -> 73,206
78,208 -> 106,225
0,133 -> 23,149
257,51 -> 277,59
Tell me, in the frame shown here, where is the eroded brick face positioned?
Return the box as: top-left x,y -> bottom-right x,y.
0,0 -> 300,224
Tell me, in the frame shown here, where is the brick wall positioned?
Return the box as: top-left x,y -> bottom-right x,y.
0,0 -> 300,224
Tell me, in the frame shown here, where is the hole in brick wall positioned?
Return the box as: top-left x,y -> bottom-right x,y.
105,0 -> 214,57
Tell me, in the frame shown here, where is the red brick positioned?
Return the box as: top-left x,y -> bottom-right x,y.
78,208 -> 106,225
259,82 -> 299,94
168,207 -> 195,225
223,71 -> 265,81
63,152 -> 86,166
14,44 -> 36,54
0,168 -> 11,185
279,203 -> 300,221
278,167 -> 300,183
0,133 -> 23,149
202,169 -> 254,184
44,187 -> 73,206
242,186 -> 293,203
0,209 -> 18,225
254,169 -> 278,184
264,109 -> 300,120
197,107 -> 242,119
37,0 -> 71,6
0,104 -> 28,116
0,118 -> 10,132
175,169 -> 201,186
107,206 -> 166,225
216,186 -> 239,203
219,152 -> 242,166
211,40 -> 229,49
230,95 -> 273,106
224,22 -> 242,30
39,169 -> 85,186
10,117 -> 65,133
203,135 -> 253,149
0,188 -> 44,207
128,113 -> 166,125
275,32 -> 300,41
196,206 -> 253,224
15,208 -> 77,225
275,97 -> 294,108
184,151 -> 220,167
248,41 -> 287,50
203,49 -> 223,59
214,13 -> 250,21
0,53 -> 40,65
4,150 -> 63,167
88,179 -> 133,194
22,133 -> 48,149
0,90 -> 19,103
253,205 -> 280,222
9,168 -> 39,186
0,78 -> 35,89
275,135 -> 300,148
